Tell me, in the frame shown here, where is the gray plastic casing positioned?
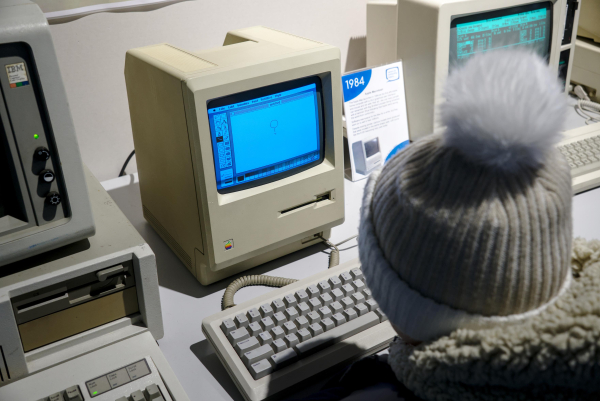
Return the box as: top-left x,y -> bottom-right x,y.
0,0 -> 94,267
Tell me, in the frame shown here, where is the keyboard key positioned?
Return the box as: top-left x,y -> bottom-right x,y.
295,290 -> 309,304
297,328 -> 312,342
328,276 -> 342,289
344,308 -> 358,321
352,279 -> 366,292
271,326 -> 285,340
318,306 -> 333,319
319,293 -> 333,306
362,289 -> 372,299
64,386 -> 83,401
317,280 -> 331,293
297,302 -> 310,316
145,384 -> 161,400
249,358 -> 273,380
285,307 -> 299,321
260,317 -> 275,331
355,303 -> 368,316
332,313 -> 346,326
307,311 -> 321,325
283,321 -> 297,335
228,327 -> 249,345
273,312 -> 286,326
340,272 -> 353,284
308,298 -> 322,311
235,314 -> 249,328
320,317 -> 335,331
247,308 -> 261,323
365,299 -> 378,312
350,268 -> 363,280
294,312 -> 379,356
221,318 -> 236,335
341,297 -> 354,309
271,338 -> 287,353
235,336 -> 260,356
131,391 -> 145,401
284,333 -> 299,348
284,294 -> 297,308
308,323 -> 324,337
248,322 -> 262,336
341,284 -> 355,297
294,316 -> 309,330
375,308 -> 388,322
258,331 -> 273,345
269,348 -> 298,369
272,299 -> 285,313
260,304 -> 274,318
352,292 -> 365,305
243,344 -> 274,367
331,288 -> 344,301
330,301 -> 344,314
306,285 -> 320,298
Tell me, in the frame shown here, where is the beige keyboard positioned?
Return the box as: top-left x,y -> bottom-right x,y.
559,123 -> 600,194
202,259 -> 395,401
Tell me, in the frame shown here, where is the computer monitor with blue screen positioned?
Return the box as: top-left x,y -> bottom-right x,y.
207,78 -> 324,193
449,2 -> 552,69
366,0 -> 577,141
125,26 -> 345,285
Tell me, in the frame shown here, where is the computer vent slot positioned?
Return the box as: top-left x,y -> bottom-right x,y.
143,205 -> 192,269
0,346 -> 10,382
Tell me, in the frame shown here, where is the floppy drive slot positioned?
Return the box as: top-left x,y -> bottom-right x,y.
279,191 -> 333,217
12,261 -> 135,325
17,286 -> 139,352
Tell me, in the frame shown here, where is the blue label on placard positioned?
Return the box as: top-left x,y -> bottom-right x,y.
342,69 -> 372,102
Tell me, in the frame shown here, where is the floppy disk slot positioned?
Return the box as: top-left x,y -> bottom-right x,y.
12,261 -> 135,325
279,191 -> 333,217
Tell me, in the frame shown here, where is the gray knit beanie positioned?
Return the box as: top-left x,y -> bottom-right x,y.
359,50 -> 573,342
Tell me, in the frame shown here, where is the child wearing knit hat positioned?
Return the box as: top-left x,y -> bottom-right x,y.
356,49 -> 600,400
294,49 -> 600,401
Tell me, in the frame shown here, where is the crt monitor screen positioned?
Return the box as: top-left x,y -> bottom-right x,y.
207,76 -> 325,193
364,138 -> 380,158
449,2 -> 553,71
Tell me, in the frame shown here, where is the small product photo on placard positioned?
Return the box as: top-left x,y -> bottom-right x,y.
342,61 -> 410,181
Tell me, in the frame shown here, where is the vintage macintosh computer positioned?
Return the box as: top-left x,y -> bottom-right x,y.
367,0 -> 600,193
0,1 -> 189,400
0,0 -> 95,267
125,26 -> 345,285
352,137 -> 382,175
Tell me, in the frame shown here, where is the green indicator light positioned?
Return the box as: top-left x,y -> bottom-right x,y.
34,134 -> 39,139
93,391 -> 98,395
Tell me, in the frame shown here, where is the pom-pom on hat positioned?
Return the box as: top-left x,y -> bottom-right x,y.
359,50 -> 573,342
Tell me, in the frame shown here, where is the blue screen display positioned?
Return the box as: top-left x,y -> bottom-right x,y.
207,82 -> 322,192
449,2 -> 552,70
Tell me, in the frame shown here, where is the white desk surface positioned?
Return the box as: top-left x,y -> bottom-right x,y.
101,150 -> 600,401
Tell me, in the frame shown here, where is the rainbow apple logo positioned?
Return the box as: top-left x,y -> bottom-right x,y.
224,239 -> 234,251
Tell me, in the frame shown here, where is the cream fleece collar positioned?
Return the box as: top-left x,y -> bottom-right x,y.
387,238 -> 600,401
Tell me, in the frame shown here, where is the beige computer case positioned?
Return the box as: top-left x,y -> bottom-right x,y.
367,0 -> 577,141
125,27 -> 345,285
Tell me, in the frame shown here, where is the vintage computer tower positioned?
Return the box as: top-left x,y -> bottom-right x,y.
0,0 -> 95,267
125,27 -> 345,285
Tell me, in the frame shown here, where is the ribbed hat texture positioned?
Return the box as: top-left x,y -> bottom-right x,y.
359,50 -> 573,342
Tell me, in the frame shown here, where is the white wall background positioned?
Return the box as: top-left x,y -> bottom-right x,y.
49,0 -> 369,182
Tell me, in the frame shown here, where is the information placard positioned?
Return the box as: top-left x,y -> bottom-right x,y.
342,61 -> 410,181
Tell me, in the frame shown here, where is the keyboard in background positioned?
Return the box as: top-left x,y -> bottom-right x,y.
558,123 -> 600,193
202,259 -> 396,401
